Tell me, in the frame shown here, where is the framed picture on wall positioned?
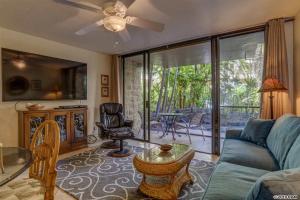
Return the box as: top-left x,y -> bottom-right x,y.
101,74 -> 109,86
101,87 -> 109,97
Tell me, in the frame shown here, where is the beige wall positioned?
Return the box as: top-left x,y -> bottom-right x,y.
295,10 -> 300,114
0,27 -> 112,147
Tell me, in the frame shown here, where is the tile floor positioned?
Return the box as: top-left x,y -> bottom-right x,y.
136,129 -> 225,153
15,139 -> 219,200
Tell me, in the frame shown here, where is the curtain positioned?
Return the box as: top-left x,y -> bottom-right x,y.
260,18 -> 292,119
111,55 -> 121,103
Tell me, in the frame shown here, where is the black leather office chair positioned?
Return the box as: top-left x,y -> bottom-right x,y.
96,103 -> 134,157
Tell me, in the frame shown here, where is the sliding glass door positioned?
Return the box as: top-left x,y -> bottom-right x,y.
149,41 -> 213,153
123,53 -> 149,141
122,30 -> 265,154
219,32 -> 265,150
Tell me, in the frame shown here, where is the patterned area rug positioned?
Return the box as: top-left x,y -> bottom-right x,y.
56,146 -> 215,200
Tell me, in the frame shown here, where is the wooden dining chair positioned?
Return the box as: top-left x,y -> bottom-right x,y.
0,120 -> 60,200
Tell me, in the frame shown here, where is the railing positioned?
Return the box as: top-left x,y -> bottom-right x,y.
220,105 -> 260,114
220,105 -> 260,130
173,105 -> 260,129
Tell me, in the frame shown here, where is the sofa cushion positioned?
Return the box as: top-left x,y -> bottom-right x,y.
202,162 -> 270,200
246,168 -> 300,200
284,134 -> 300,169
266,114 -> 300,169
220,139 -> 279,171
240,118 -> 275,147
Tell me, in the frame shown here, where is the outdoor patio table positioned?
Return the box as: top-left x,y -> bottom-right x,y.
158,113 -> 184,140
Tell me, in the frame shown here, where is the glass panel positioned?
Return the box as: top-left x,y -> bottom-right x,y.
219,32 -> 264,150
73,113 -> 85,139
124,54 -> 146,140
29,117 -> 45,143
136,143 -> 191,164
149,41 -> 212,153
55,115 -> 67,142
0,147 -> 32,186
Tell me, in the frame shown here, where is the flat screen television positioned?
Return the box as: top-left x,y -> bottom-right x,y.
2,48 -> 87,101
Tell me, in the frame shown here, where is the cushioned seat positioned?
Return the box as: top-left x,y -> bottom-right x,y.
110,128 -> 134,139
203,162 -> 270,200
220,139 -> 279,171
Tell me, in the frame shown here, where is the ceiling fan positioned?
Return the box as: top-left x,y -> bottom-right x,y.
58,0 -> 165,41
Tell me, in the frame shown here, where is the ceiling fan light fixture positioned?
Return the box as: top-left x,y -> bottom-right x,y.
103,16 -> 126,32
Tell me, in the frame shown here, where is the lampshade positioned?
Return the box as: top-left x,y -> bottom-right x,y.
258,78 -> 287,92
103,16 -> 126,32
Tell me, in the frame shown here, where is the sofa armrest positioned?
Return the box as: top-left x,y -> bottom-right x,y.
225,129 -> 243,139
246,168 -> 300,200
124,120 -> 133,128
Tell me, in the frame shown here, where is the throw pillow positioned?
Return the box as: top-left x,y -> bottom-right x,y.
240,118 -> 275,147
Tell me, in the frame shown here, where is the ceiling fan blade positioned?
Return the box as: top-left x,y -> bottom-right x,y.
56,0 -> 102,12
118,28 -> 131,42
126,16 -> 164,32
75,20 -> 104,35
118,0 -> 136,8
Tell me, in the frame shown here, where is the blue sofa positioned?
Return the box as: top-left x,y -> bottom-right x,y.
202,114 -> 300,200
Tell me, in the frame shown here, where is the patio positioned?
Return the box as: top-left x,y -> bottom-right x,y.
133,106 -> 259,153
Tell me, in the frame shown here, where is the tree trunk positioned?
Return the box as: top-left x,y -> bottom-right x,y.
167,66 -> 179,112
155,66 -> 166,117
162,68 -> 170,112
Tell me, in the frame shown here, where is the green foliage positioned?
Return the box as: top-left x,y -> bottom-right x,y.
150,64 -> 212,112
150,43 -> 263,113
150,58 -> 262,113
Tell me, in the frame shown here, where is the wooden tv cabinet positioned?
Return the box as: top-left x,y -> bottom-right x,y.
18,107 -> 88,154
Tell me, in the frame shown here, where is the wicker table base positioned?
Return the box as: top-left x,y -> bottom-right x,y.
133,144 -> 195,200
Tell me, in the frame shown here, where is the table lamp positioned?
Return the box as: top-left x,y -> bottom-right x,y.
259,78 -> 287,119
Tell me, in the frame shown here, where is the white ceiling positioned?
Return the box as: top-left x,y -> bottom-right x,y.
0,0 -> 299,55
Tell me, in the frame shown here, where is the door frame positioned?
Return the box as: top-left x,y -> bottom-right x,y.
122,25 -> 267,155
122,53 -> 150,142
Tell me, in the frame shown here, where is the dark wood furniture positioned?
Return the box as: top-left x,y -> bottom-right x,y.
18,107 -> 87,154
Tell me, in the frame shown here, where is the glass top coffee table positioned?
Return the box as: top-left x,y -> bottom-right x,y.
133,143 -> 195,199
0,147 -> 32,186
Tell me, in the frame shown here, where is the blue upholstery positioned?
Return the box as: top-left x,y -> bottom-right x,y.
266,115 -> 300,169
202,114 -> 300,200
240,118 -> 275,147
220,139 -> 279,171
203,162 -> 270,200
246,168 -> 300,200
284,134 -> 300,169
225,129 -> 242,139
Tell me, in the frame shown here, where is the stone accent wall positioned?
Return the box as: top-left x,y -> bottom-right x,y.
124,59 -> 143,133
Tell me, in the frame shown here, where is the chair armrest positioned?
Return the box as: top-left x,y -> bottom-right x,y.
124,120 -> 133,128
225,129 -> 243,139
95,122 -> 108,131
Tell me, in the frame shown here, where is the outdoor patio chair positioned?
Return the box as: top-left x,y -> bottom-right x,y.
173,112 -> 206,144
137,111 -> 165,135
189,112 -> 206,141
173,113 -> 194,144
